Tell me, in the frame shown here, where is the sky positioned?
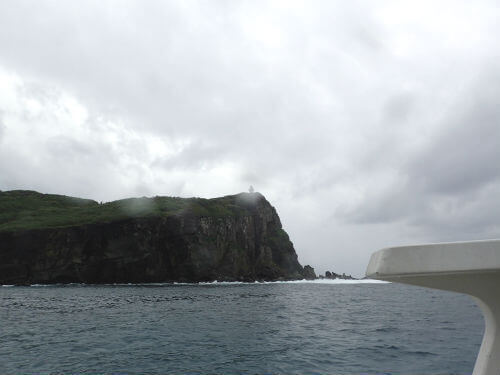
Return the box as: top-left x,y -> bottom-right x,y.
1,0 -> 500,277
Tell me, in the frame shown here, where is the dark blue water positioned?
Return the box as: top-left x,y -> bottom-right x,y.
0,281 -> 483,375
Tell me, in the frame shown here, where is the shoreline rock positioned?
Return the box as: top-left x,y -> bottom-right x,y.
0,191 -> 315,285
318,270 -> 356,280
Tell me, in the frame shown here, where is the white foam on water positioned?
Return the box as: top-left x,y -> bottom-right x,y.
197,279 -> 390,285
260,279 -> 390,284
1,279 -> 389,287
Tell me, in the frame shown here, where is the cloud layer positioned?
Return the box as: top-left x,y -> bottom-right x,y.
1,0 -> 500,275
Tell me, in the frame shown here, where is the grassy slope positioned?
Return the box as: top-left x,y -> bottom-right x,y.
0,190 -> 249,232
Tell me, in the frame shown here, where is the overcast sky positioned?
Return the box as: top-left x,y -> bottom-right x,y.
1,0 -> 500,276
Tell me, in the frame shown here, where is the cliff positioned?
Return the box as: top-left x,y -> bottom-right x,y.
0,190 -> 314,284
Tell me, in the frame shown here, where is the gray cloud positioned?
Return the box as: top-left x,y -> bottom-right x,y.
410,79 -> 500,196
1,0 -> 500,275
383,92 -> 415,123
0,115 -> 4,143
46,135 -> 94,160
339,70 -> 500,244
152,140 -> 230,171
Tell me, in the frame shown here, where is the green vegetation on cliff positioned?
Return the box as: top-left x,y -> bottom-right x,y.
0,190 -> 254,232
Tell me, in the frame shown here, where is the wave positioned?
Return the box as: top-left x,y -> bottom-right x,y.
258,279 -> 390,285
1,279 -> 389,287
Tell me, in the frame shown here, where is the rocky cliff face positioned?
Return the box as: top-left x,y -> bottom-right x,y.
0,192 -> 313,284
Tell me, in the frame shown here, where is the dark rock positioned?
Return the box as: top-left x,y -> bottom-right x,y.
0,192 -> 309,285
301,265 -> 316,280
324,270 -> 356,280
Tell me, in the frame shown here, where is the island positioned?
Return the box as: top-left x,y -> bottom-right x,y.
0,190 -> 317,285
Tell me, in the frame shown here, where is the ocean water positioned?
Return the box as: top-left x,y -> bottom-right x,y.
0,280 -> 483,375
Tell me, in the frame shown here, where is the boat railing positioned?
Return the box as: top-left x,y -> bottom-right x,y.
366,239 -> 500,375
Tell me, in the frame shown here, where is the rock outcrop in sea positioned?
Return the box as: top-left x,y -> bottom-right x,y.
319,270 -> 356,280
0,190 -> 316,285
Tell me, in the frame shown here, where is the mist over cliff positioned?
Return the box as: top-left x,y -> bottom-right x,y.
0,190 -> 315,284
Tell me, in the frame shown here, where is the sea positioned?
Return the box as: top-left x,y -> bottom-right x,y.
0,280 -> 483,375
